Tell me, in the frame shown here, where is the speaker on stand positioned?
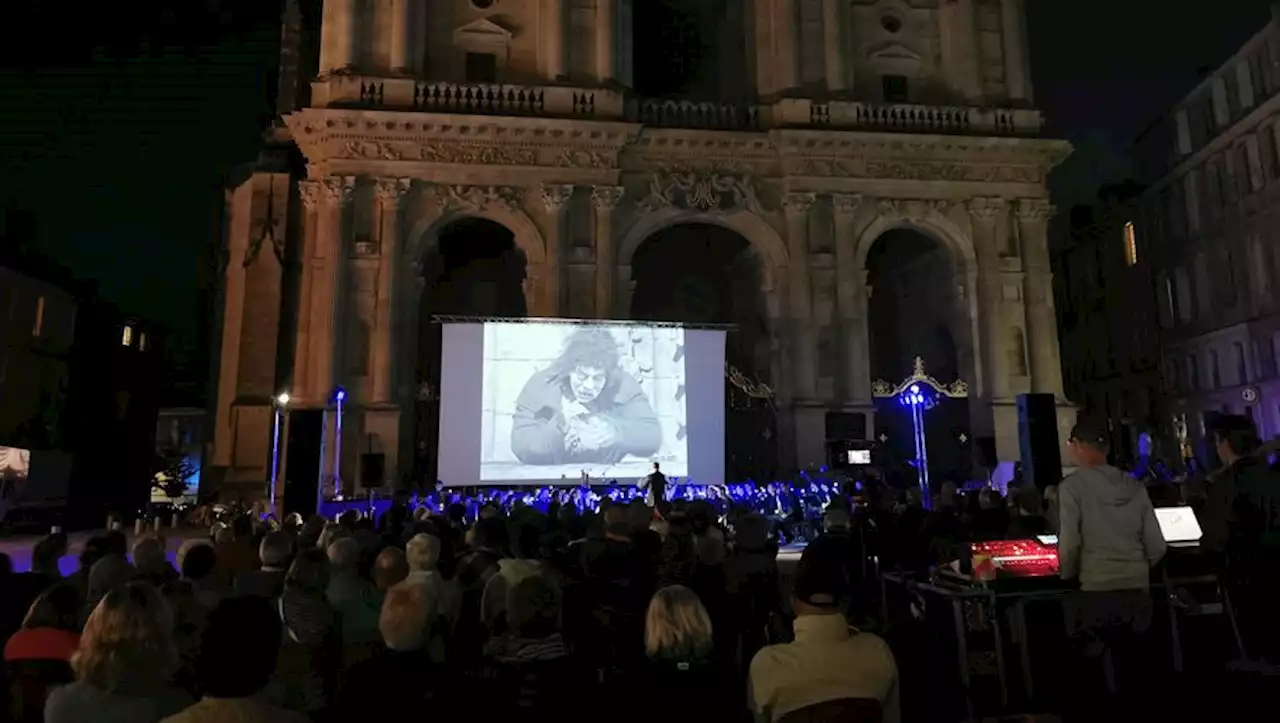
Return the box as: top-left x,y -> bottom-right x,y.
1017,394 -> 1064,491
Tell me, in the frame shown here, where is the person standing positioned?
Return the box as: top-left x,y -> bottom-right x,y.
640,462 -> 667,507
1058,418 -> 1166,720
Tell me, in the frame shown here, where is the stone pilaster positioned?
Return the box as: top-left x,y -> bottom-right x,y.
372,178 -> 411,404
308,176 -> 355,405
967,197 -> 1009,401
831,194 -> 863,400
783,192 -> 817,401
293,181 -> 323,404
596,0 -> 615,84
388,0 -> 411,73
1016,198 -> 1064,397
592,186 -> 624,319
319,0 -> 356,74
1000,0 -> 1030,102
938,0 -> 980,101
540,184 -> 574,316
544,0 -> 565,80
822,0 -> 846,93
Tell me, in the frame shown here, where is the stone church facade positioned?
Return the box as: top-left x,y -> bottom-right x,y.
211,0 -> 1071,498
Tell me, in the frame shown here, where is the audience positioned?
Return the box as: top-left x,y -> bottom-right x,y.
234,531 -> 292,599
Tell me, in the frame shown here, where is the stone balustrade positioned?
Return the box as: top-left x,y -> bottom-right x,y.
310,74 -> 1040,137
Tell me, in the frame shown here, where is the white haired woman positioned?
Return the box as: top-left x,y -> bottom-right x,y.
637,585 -> 738,720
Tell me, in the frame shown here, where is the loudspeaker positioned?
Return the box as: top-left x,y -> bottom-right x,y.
1017,394 -> 1062,490
825,412 -> 867,441
283,410 -> 324,517
975,437 -> 999,470
360,453 -> 386,487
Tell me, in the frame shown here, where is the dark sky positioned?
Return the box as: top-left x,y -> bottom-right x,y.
0,1 -> 1272,338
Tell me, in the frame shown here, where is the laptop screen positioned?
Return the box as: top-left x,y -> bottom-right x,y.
1154,506 -> 1203,544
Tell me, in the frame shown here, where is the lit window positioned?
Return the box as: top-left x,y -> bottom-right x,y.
139,333 -> 148,352
122,325 -> 133,347
32,296 -> 45,337
1123,221 -> 1138,266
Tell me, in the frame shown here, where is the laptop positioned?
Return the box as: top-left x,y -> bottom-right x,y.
1154,506 -> 1203,548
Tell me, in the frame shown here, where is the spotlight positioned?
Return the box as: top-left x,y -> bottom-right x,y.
276,392 -> 291,406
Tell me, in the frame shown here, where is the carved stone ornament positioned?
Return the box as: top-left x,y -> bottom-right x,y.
877,198 -> 950,222
340,140 -> 538,166
555,149 -> 614,169
243,178 -> 287,269
431,184 -> 524,212
591,185 -> 625,211
374,177 -> 412,207
321,176 -> 356,206
966,196 -> 1006,222
636,170 -> 766,215
1015,198 -> 1055,223
298,179 -> 324,210
793,158 -> 1042,184
782,192 -> 816,216
541,184 -> 575,212
831,193 -> 862,215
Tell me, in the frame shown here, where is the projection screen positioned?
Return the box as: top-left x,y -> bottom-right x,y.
438,320 -> 726,486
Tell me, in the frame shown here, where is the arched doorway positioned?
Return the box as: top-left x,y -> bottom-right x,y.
413,217 -> 527,484
630,223 -> 774,481
866,228 -> 974,487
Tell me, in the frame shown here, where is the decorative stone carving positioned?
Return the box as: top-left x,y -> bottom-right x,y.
299,180 -> 324,210
352,238 -> 379,257
1015,198 -> 1054,222
591,185 -> 625,211
555,150 -> 614,169
374,177 -> 412,207
635,170 -> 766,215
966,196 -> 1006,222
339,140 -> 538,166
540,184 -> 574,212
782,192 -> 816,215
831,193 -> 862,215
793,158 -> 1043,184
321,176 -> 356,206
876,198 -> 950,221
430,184 -> 524,212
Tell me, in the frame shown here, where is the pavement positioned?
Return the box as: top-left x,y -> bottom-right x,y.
0,527 -> 203,575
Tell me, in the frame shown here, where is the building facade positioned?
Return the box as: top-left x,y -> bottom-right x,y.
212,0 -> 1070,497
1133,9 -> 1280,455
0,263 -> 77,449
1051,188 -> 1162,464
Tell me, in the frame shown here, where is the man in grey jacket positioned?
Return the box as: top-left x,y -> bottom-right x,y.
1058,418 -> 1166,718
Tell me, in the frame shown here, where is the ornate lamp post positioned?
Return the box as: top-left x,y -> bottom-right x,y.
872,357 -> 968,508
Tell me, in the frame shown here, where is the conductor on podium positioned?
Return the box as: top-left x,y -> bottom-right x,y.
640,462 -> 667,506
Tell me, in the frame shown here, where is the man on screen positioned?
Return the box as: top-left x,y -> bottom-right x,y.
510,327 -> 662,466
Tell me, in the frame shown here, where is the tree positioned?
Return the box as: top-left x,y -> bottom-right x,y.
152,447 -> 197,501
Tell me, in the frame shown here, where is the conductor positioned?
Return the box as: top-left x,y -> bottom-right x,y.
640,462 -> 667,507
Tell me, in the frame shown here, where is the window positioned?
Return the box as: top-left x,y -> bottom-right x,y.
1209,349 -> 1221,388
464,52 -> 497,83
1123,222 -> 1138,266
1234,341 -> 1248,384
882,75 -> 909,103
1262,126 -> 1280,180
32,296 -> 44,337
121,325 -> 134,347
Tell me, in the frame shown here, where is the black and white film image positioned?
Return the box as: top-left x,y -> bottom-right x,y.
480,321 -> 688,482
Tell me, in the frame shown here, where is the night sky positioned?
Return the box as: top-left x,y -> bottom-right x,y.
0,1 -> 1271,343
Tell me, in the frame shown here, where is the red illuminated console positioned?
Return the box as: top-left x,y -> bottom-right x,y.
971,539 -> 1060,579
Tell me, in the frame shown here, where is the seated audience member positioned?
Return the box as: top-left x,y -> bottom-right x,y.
481,524 -> 546,632
214,516 -> 257,587
270,549 -> 340,716
4,584 -> 80,723
133,536 -> 178,587
9,534 -> 68,622
160,598 -> 309,723
749,547 -> 900,723
325,538 -> 382,645
330,582 -> 448,718
174,541 -> 222,611
638,585 -> 741,721
81,555 -> 134,627
66,536 -> 111,601
45,582 -> 193,723
234,531 -> 293,599
372,547 -> 410,592
405,532 -> 457,629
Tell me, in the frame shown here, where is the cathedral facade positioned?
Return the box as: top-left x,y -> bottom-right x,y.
211,0 -> 1071,498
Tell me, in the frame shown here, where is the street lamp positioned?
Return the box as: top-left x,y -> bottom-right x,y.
333,387 -> 346,500
270,392 -> 290,511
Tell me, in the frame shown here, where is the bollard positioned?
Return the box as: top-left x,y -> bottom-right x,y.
170,512 -> 179,529
106,515 -> 115,531
134,518 -> 144,536
153,516 -> 162,532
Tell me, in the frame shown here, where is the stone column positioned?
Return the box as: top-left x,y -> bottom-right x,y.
596,0 -> 616,84
775,0 -> 799,93
372,178 -> 411,404
1000,0 -> 1029,102
937,0 -> 980,101
294,181 -> 323,403
967,197 -> 1009,402
821,0 -> 846,93
1017,198 -> 1064,397
540,184 -> 574,316
783,192 -> 817,401
831,194 -> 862,399
592,186 -> 624,319
309,176 -> 356,404
544,0 -> 565,80
320,0 -> 356,73
389,0 -> 412,73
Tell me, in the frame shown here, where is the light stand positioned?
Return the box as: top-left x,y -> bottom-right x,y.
270,392 -> 290,512
872,357 -> 968,511
334,387 -> 346,500
902,385 -> 932,507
